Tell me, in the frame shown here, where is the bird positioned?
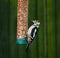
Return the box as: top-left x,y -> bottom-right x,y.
26,20 -> 40,50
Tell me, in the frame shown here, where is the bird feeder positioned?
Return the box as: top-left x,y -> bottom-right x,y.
16,0 -> 28,44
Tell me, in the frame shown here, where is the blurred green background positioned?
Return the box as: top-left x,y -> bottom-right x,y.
0,0 -> 60,58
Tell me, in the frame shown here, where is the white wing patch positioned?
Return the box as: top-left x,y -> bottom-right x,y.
33,29 -> 37,38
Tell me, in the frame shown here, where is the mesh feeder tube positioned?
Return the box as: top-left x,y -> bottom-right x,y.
16,0 -> 28,44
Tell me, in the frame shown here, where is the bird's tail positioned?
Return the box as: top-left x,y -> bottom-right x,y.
26,44 -> 29,49
26,44 -> 29,51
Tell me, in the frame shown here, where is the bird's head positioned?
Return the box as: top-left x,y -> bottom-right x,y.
32,20 -> 40,27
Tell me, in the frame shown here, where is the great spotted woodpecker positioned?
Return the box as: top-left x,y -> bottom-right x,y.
26,20 -> 40,49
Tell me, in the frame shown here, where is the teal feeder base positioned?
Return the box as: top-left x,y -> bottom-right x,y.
16,37 -> 28,44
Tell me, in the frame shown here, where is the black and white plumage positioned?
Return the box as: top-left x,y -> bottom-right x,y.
26,20 -> 40,49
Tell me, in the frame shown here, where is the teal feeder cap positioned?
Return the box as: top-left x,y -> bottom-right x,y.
16,37 -> 28,44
